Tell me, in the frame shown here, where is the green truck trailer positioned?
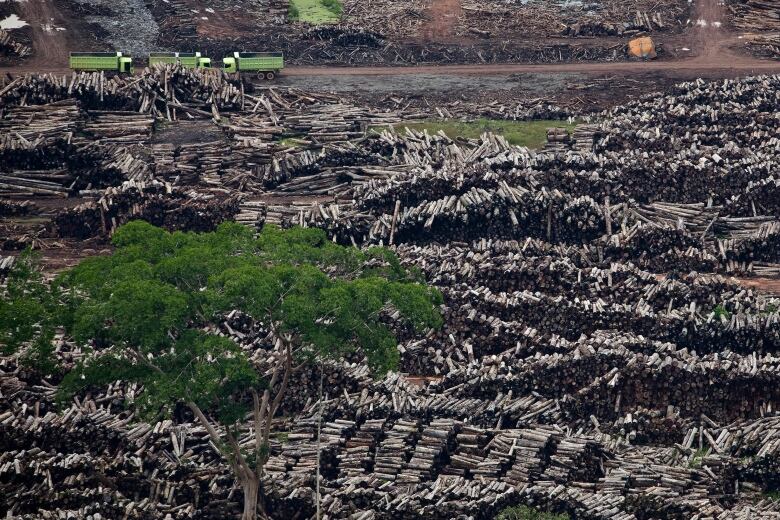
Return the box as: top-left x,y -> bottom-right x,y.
69,52 -> 133,73
149,52 -> 211,69
222,52 -> 284,79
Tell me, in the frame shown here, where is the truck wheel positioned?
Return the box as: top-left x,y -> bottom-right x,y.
265,71 -> 275,80
256,71 -> 266,81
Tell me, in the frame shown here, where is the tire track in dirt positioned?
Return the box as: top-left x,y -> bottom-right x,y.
18,0 -> 68,67
691,0 -> 731,63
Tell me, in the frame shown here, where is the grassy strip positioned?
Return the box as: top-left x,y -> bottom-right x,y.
289,0 -> 342,23
495,505 -> 570,520
380,119 -> 578,150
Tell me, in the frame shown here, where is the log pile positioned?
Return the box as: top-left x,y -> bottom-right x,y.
729,0 -> 780,32
52,180 -> 240,238
342,0 -> 426,39
305,25 -> 385,47
0,29 -> 31,60
457,0 -> 687,40
1,67 -> 244,117
267,75 -> 780,277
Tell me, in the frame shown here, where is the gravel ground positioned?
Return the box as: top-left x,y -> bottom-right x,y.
78,0 -> 159,55
277,72 -> 586,95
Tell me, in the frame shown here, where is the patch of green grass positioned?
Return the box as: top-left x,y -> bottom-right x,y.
689,447 -> 709,468
289,0 -> 342,23
272,432 -> 290,443
321,0 -> 343,15
288,3 -> 300,20
495,505 -> 570,520
764,490 -> 780,501
380,119 -> 578,150
277,137 -> 302,148
713,304 -> 730,320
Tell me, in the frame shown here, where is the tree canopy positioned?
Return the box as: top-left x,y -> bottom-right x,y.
52,221 -> 441,420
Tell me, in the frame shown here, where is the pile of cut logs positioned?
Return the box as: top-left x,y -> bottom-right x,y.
52,180 -> 240,238
0,29 -> 31,60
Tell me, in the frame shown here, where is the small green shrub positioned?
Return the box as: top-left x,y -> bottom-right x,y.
713,304 -> 730,319
765,490 -> 780,501
688,447 -> 709,468
288,3 -> 300,20
321,0 -> 343,15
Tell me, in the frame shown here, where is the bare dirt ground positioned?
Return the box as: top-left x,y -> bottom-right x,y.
421,0 -> 463,42
735,278 -> 780,296
16,0 -> 69,68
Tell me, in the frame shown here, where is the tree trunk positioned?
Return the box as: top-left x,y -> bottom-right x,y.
315,363 -> 324,520
242,476 -> 260,520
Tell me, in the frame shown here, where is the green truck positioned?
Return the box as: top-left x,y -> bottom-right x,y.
222,52 -> 284,79
69,52 -> 134,73
149,52 -> 211,69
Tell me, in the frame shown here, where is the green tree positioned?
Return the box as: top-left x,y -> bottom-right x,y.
8,221 -> 441,520
0,249 -> 59,374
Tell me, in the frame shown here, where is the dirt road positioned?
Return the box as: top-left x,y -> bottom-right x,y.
4,50 -> 780,79
2,0 -> 778,82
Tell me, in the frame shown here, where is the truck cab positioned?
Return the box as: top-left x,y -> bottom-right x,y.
222,52 -> 240,73
119,56 -> 134,73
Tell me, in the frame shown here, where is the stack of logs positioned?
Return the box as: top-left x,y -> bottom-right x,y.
0,29 -> 31,60
52,180 -> 240,238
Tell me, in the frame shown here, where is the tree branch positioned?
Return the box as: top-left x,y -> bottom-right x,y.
262,334 -> 293,447
225,426 -> 253,479
186,401 -> 236,470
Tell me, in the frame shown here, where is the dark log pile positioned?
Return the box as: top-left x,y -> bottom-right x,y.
305,25 -> 385,47
0,200 -> 33,217
52,180 -> 240,238
0,29 -> 31,60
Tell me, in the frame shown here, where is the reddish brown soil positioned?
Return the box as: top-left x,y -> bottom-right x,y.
186,1 -> 257,40
403,375 -> 443,387
421,0 -> 462,42
733,278 -> 780,296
